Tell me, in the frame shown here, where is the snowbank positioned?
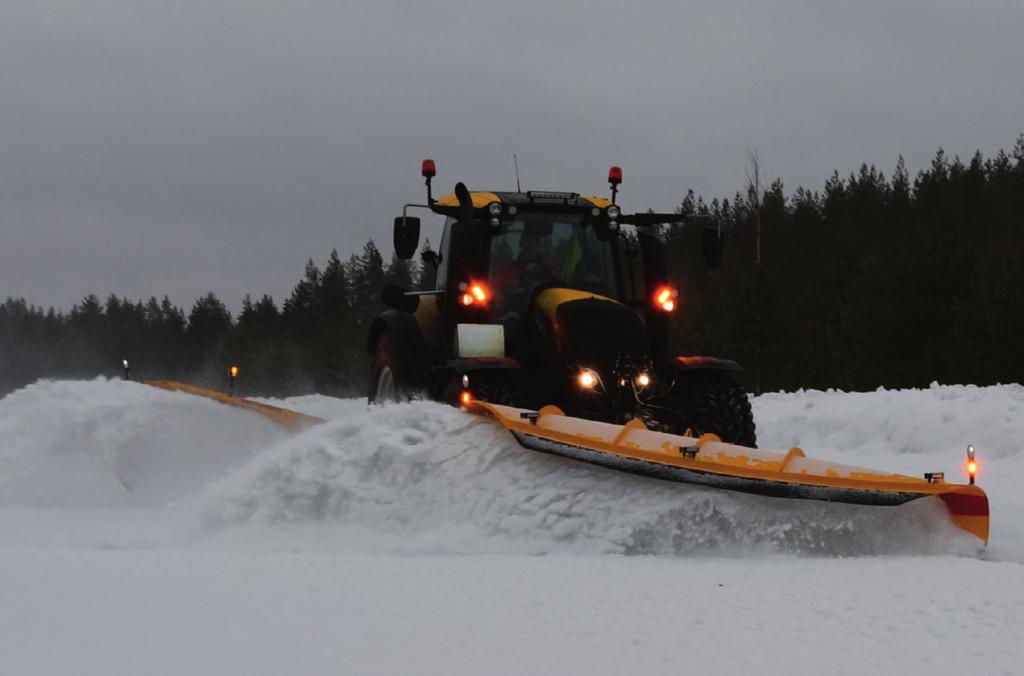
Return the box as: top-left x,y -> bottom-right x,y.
754,383 -> 1024,463
2,379 -> 1017,556
0,378 -> 286,507
200,400 -> 972,556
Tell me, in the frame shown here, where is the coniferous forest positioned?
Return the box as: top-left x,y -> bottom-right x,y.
2,138 -> 1023,398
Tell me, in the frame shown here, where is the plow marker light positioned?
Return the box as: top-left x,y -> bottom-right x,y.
966,445 -> 978,485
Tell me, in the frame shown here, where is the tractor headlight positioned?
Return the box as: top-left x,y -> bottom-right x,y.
507,205 -> 518,216
488,202 -> 502,216
607,205 -> 621,219
578,369 -> 598,389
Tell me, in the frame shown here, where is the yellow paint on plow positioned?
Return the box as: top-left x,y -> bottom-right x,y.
145,381 -> 325,433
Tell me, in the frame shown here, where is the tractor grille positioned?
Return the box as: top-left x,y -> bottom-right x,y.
555,298 -> 650,384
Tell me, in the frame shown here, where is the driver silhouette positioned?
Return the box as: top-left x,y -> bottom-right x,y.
496,225 -> 557,301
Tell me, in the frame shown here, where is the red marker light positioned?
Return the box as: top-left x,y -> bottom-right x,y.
654,286 -> 679,312
608,165 -> 623,186
966,445 -> 978,484
459,281 -> 490,307
421,158 -> 436,178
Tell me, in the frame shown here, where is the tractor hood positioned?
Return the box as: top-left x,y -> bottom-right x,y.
532,288 -> 650,384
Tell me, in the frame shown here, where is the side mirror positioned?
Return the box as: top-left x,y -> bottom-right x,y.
394,216 -> 421,260
382,286 -> 420,313
699,217 -> 723,269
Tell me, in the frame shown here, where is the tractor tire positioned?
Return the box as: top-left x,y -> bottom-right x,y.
671,371 -> 757,447
368,331 -> 404,404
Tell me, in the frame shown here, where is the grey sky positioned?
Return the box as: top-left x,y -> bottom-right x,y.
2,1 -> 1022,312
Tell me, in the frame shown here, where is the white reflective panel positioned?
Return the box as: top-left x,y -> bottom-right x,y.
456,324 -> 505,358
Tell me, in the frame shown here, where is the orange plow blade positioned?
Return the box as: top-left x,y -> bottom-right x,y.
138,382 -> 989,545
145,380 -> 325,433
473,402 -> 990,545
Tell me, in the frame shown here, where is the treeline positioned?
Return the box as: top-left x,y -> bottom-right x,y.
665,137 -> 1024,392
0,244 -> 416,397
2,137 -> 1023,398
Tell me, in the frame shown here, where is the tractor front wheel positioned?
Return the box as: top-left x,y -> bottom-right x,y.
670,371 -> 757,447
368,331 -> 404,404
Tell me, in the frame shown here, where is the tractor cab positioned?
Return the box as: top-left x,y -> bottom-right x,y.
487,209 -> 618,319
421,191 -> 630,361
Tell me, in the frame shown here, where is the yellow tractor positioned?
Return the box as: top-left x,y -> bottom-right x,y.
367,160 -> 756,446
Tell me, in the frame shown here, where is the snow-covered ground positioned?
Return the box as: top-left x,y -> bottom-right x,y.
1,379 -> 1022,675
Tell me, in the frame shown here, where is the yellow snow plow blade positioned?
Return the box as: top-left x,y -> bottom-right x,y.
473,401 -> 990,545
145,381 -> 325,432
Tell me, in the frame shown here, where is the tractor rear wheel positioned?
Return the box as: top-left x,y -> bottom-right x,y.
671,371 -> 757,447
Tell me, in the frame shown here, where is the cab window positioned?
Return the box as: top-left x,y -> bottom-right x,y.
487,213 -> 617,320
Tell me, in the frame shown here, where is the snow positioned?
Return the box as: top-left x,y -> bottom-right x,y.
4,552 -> 1022,676
1,378 -> 1022,675
0,378 -> 288,507
753,384 -> 1024,558
250,393 -> 367,421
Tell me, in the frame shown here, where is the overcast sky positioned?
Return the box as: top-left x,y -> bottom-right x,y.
2,0 -> 1022,312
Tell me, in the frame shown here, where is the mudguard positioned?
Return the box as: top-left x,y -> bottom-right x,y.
672,356 -> 743,373
366,309 -> 432,389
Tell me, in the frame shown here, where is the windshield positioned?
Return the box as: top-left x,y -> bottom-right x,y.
488,212 -> 617,320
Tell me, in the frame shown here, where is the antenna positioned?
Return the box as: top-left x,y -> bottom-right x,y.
513,154 -> 522,192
